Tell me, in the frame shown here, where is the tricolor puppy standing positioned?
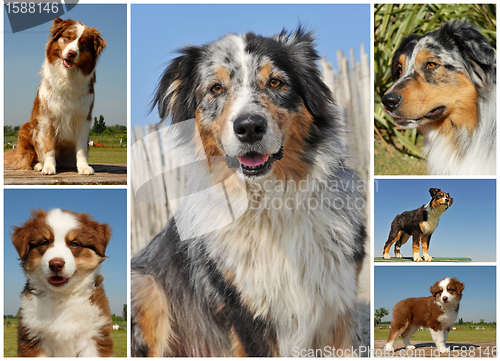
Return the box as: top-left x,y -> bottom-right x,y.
12,209 -> 113,357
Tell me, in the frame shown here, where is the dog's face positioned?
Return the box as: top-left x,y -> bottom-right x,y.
430,277 -> 464,305
382,21 -> 495,129
12,209 -> 111,292
47,17 -> 106,75
153,28 -> 338,180
429,187 -> 453,208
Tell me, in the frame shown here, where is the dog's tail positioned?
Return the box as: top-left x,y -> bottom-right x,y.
5,123 -> 38,170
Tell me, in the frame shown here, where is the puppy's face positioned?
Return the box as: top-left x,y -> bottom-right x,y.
12,209 -> 111,292
430,277 -> 464,305
429,188 -> 453,208
154,29 -> 337,181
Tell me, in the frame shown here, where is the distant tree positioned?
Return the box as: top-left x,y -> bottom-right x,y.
92,115 -> 106,135
123,304 -> 127,320
375,307 -> 389,323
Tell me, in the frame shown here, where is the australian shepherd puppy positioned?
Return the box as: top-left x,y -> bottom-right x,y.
6,18 -> 106,175
131,28 -> 366,356
383,188 -> 452,262
12,209 -> 113,357
385,277 -> 464,353
382,21 -> 496,175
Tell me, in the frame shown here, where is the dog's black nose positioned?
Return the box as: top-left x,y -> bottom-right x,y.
382,92 -> 402,112
233,115 -> 267,143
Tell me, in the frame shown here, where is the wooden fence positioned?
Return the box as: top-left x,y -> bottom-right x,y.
131,45 -> 370,256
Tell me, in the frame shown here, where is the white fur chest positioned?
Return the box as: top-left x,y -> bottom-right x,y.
20,289 -> 107,357
437,305 -> 459,329
38,59 -> 94,141
204,182 -> 361,355
420,203 -> 445,235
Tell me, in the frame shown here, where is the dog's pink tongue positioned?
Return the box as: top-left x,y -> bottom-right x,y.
62,58 -> 74,68
238,154 -> 268,167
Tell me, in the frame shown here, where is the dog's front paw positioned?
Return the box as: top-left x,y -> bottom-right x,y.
34,163 -> 43,171
383,253 -> 391,260
406,345 -> 416,350
396,253 -> 403,258
438,346 -> 450,353
423,254 -> 433,262
78,165 -> 95,175
384,344 -> 394,352
413,253 -> 423,262
41,163 -> 56,175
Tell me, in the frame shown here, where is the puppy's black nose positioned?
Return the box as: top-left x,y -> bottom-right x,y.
233,115 -> 267,143
382,92 -> 402,112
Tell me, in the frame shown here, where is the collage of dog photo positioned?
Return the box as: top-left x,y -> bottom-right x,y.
1,1 -> 497,359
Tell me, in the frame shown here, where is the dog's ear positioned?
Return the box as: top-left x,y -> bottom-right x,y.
91,28 -> 107,57
49,17 -> 66,39
455,279 -> 465,295
429,281 -> 441,298
448,197 -> 454,207
273,27 -> 341,142
75,213 -> 112,258
151,46 -> 203,124
11,209 -> 48,260
429,188 -> 440,197
440,21 -> 496,85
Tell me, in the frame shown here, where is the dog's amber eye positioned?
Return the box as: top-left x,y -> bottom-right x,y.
396,64 -> 402,75
426,62 -> 438,69
210,84 -> 223,94
69,241 -> 80,247
40,240 -> 49,246
269,78 -> 282,88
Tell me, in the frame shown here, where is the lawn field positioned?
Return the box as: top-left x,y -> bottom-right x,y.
375,328 -> 496,343
4,325 -> 127,357
88,147 -> 127,164
3,146 -> 127,165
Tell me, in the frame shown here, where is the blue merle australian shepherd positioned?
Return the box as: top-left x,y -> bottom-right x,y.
131,28 -> 366,356
382,21 -> 496,175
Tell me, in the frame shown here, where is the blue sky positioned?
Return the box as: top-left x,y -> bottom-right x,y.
4,4 -> 127,127
375,266 -> 496,323
374,179 -> 496,262
131,4 -> 370,127
4,189 -> 127,316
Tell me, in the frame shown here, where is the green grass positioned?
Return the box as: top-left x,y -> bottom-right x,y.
88,147 -> 127,164
4,325 -> 127,357
4,139 -> 127,165
374,136 -> 427,175
375,328 -> 496,343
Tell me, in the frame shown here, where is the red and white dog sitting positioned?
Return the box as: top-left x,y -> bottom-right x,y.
385,277 -> 464,354
7,18 -> 106,175
12,209 -> 113,357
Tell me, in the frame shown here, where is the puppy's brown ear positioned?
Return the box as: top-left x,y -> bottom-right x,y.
449,197 -> 454,207
11,226 -> 30,260
429,280 -> 441,298
429,188 -> 440,197
11,209 -> 48,260
453,278 -> 465,295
